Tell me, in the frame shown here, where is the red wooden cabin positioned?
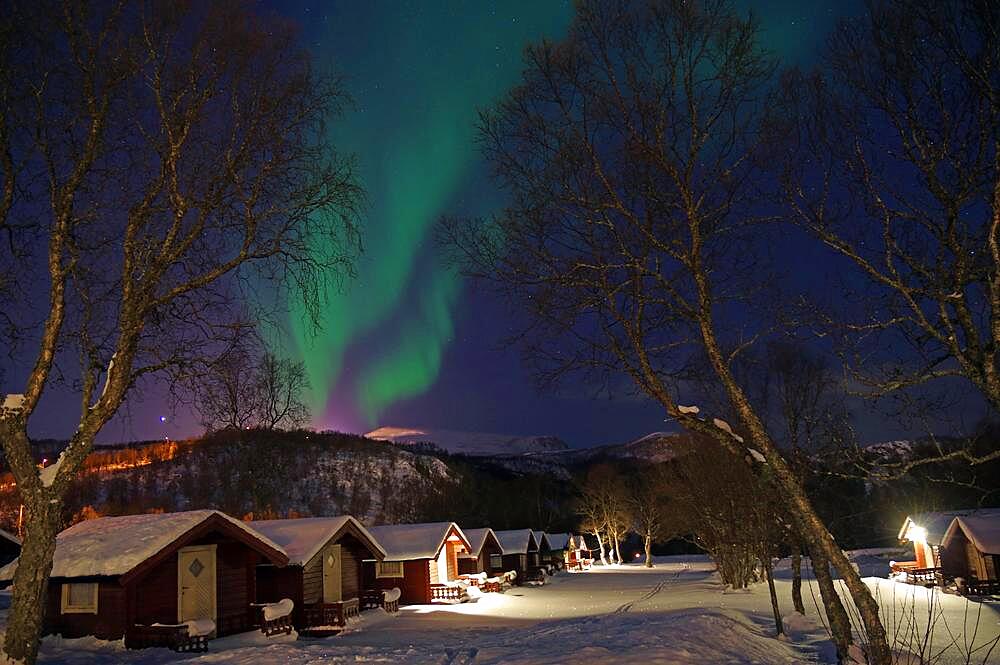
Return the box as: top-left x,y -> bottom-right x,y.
0,510 -> 288,644
457,528 -> 504,576
364,522 -> 472,604
251,516 -> 385,631
894,509 -> 1000,585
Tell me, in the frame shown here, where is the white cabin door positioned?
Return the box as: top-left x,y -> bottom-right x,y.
178,545 -> 216,623
322,544 -> 343,603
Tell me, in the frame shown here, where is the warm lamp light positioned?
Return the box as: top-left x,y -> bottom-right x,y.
906,525 -> 927,543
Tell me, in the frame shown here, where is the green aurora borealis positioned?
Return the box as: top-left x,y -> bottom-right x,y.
285,2 -> 574,429
277,0 -> 861,433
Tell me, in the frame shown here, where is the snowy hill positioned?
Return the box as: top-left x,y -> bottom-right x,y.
366,426 -> 569,457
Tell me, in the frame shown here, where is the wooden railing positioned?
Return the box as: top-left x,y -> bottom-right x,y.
302,598 -> 360,629
430,584 -> 467,602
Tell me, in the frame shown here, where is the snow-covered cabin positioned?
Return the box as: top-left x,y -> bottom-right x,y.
896,509 -> 1000,574
532,531 -> 551,568
0,528 -> 21,567
546,532 -> 571,568
365,522 -> 472,604
565,534 -> 593,570
251,516 -> 386,629
939,515 -> 1000,590
457,528 -> 504,576
495,529 -> 539,579
0,510 -> 288,642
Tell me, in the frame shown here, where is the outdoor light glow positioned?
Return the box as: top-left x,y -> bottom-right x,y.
907,525 -> 927,543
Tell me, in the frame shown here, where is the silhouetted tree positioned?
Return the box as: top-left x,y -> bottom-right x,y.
0,1 -> 361,660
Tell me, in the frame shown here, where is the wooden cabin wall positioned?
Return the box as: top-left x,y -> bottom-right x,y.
130,531 -> 260,636
371,559 -> 431,604
339,534 -> 368,600
256,565 -> 305,626
45,580 -> 127,640
482,541 -> 503,574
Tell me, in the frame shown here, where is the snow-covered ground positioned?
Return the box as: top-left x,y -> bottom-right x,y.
9,553 -> 1000,664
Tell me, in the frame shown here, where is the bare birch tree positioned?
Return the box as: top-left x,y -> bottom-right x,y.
0,2 -> 361,661
441,1 -> 893,660
770,0 -> 1000,465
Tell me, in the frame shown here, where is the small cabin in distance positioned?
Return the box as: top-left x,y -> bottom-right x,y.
458,528 -> 504,576
364,522 -> 472,604
940,515 -> 1000,594
0,510 -> 288,644
532,531 -> 551,569
546,532 -> 571,569
895,509 -> 1000,585
251,516 -> 385,632
494,529 -> 539,581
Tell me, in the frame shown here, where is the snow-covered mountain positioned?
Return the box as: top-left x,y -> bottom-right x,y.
366,426 -> 570,457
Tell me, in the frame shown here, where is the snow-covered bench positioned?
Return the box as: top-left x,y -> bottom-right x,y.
125,619 -> 214,652
254,598 -> 294,637
382,587 -> 401,613
362,587 -> 401,612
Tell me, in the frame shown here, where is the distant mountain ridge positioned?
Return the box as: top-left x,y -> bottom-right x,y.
366,426 -> 570,456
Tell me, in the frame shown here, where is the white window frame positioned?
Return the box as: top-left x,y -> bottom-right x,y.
61,582 -> 99,614
376,560 -> 404,578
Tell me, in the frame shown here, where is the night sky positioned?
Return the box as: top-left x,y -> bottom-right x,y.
22,0 -> 967,449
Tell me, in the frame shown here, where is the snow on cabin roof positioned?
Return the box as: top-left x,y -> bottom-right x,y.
367,522 -> 470,561
495,529 -> 537,555
0,510 -> 285,581
547,533 -> 570,550
943,515 -> 1000,555
899,509 -> 1000,546
251,516 -> 385,566
461,528 -> 499,556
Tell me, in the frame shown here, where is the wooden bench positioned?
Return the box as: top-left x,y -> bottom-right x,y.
430,583 -> 467,602
125,624 -> 209,653
362,588 -> 400,612
259,612 -> 293,637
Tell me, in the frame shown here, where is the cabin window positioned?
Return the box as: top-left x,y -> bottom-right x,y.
376,561 -> 404,578
61,582 -> 98,614
489,554 -> 503,569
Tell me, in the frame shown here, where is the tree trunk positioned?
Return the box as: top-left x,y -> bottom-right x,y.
812,549 -> 853,663
763,556 -> 783,636
4,496 -> 62,664
689,286 -> 893,664
644,532 -> 653,568
791,549 -> 805,614
613,537 -> 622,565
594,531 -> 607,566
